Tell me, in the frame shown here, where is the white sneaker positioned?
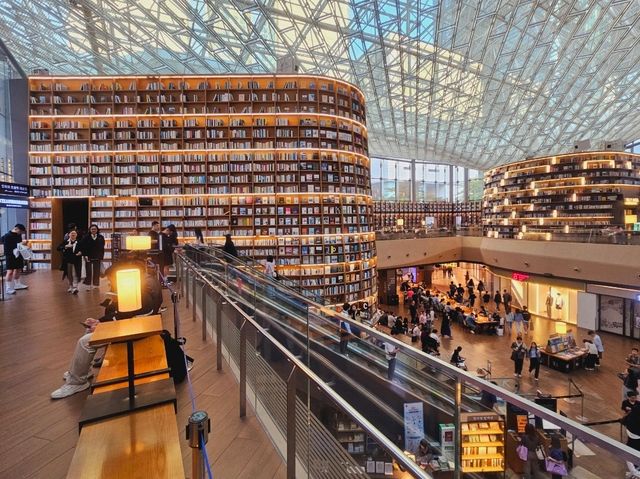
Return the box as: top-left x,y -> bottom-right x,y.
51,381 -> 90,399
63,371 -> 94,381
5,288 -> 15,295
13,281 -> 28,290
72,288 -> 79,295
67,286 -> 74,293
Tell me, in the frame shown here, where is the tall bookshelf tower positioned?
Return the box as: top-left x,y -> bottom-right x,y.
28,74 -> 377,305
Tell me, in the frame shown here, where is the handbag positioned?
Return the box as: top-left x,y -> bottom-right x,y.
511,350 -> 518,361
535,446 -> 546,461
545,458 -> 568,476
516,444 -> 528,461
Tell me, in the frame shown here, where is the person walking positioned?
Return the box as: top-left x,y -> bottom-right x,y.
477,280 -> 485,295
494,290 -> 502,312
79,224 -> 105,290
339,302 -> 352,355
522,306 -> 531,333
160,224 -> 178,284
588,330 -> 604,366
1,223 -> 28,295
504,310 -> 514,335
513,309 -> 524,335
57,230 -> 83,294
511,336 -> 527,377
528,342 -> 541,381
441,311 -> 452,339
520,423 -> 545,479
503,289 -> 512,313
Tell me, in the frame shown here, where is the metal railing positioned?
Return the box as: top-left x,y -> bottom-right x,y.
376,227 -> 640,245
177,249 -> 640,478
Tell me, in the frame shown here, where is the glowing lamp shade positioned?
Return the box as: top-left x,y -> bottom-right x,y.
117,269 -> 142,312
555,322 -> 567,334
126,235 -> 151,251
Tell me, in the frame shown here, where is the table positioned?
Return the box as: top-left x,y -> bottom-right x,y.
79,315 -> 176,428
540,349 -> 587,372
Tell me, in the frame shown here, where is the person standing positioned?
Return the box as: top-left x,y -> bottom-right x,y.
505,310 -> 514,335
522,306 -> 531,334
441,311 -> 452,339
193,227 -> 205,244
511,336 -> 526,377
339,302 -> 352,355
264,255 -> 276,278
583,339 -> 598,371
520,423 -> 545,479
148,221 -> 161,249
160,225 -> 178,283
80,224 -> 105,290
468,291 -> 477,308
528,342 -> 541,381
384,339 -> 399,380
494,290 -> 502,312
57,230 -> 83,294
477,280 -> 485,295
588,330 -> 604,366
223,233 -> 238,257
547,435 -> 568,479
1,223 -> 28,295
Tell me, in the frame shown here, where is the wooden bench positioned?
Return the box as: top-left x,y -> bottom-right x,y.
67,316 -> 185,478
66,403 -> 185,479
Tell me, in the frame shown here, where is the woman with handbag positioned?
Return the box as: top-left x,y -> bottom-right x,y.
546,435 -> 569,478
511,336 -> 527,377
57,230 -> 83,294
519,423 -> 546,479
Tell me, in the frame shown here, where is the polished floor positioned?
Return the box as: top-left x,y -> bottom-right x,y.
384,269 -> 638,477
0,270 -> 285,479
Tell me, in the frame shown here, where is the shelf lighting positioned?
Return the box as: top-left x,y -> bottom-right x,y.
564,225 -> 570,234
552,210 -> 558,218
545,232 -> 552,241
116,268 -> 142,312
571,193 -> 577,201
521,224 -> 527,233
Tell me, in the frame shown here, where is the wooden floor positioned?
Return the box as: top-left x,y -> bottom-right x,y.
0,270 -> 285,479
386,270 -> 638,477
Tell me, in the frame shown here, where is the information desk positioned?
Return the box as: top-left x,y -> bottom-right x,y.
67,403 -> 185,479
540,348 -> 587,372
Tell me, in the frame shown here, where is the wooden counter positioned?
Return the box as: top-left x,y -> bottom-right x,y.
541,349 -> 587,372
66,404 -> 185,479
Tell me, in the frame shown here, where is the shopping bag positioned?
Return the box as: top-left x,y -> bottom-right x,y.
545,458 -> 568,476
536,446 -> 546,461
80,259 -> 87,279
516,444 -> 528,461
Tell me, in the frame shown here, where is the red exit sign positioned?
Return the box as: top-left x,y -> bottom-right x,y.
512,272 -> 530,281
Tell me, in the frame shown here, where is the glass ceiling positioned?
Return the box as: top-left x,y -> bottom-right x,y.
1,0 -> 639,169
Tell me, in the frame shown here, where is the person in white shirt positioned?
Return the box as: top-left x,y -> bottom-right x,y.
411,324 -> 420,343
339,302 -> 353,355
588,330 -> 604,365
384,340 -> 400,380
583,339 -> 598,370
264,255 -> 276,278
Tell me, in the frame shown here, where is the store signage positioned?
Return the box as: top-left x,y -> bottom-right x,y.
512,272 -> 530,282
516,415 -> 528,433
0,181 -> 29,197
0,195 -> 29,209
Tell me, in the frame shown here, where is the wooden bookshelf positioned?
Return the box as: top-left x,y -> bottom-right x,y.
483,151 -> 640,239
460,412 -> 505,474
28,74 -> 375,304
372,201 -> 482,230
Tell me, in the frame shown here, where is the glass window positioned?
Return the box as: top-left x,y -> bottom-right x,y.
371,157 -> 382,178
382,180 -> 396,200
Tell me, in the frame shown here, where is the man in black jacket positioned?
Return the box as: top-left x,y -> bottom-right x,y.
80,224 -> 106,290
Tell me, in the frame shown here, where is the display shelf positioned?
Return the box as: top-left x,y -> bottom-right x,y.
28,74 -> 375,304
483,152 -> 640,238
372,200 -> 481,230
460,412 -> 505,475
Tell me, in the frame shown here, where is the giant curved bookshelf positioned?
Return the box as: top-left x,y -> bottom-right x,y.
483,151 -> 640,239
28,74 -> 376,304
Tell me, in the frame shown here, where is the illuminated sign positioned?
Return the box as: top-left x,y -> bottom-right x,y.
512,272 -> 530,282
0,182 -> 29,197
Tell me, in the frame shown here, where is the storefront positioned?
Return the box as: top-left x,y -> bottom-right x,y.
587,285 -> 640,338
449,262 -> 584,325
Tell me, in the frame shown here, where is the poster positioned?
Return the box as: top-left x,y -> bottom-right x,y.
599,295 -> 624,335
404,402 -> 424,453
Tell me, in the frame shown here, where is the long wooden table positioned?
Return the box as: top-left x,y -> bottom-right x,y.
66,404 -> 185,479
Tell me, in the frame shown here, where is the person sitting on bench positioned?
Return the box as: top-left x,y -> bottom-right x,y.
51,263 -> 163,399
